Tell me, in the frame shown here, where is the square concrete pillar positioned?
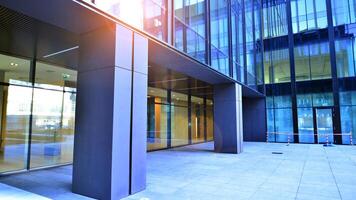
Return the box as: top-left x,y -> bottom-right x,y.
213,83 -> 243,154
72,23 -> 147,200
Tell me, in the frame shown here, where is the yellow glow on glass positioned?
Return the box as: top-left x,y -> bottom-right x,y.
95,0 -> 143,29
119,0 -> 143,28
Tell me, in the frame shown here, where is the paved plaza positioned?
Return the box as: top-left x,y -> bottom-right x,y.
0,142 -> 356,200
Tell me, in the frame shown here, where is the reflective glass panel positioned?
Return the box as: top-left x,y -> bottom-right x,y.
340,91 -> 356,144
316,108 -> 334,144
147,87 -> 168,150
171,92 -> 189,147
206,99 -> 214,141
297,108 -> 314,143
264,48 -> 291,84
291,0 -> 327,33
0,85 -> 32,173
0,54 -> 31,86
231,0 -> 244,82
275,108 -> 294,142
340,106 -> 356,144
331,0 -> 356,26
191,96 -> 204,143
30,63 -> 76,168
143,0 -> 167,41
210,0 -> 230,75
335,39 -> 356,78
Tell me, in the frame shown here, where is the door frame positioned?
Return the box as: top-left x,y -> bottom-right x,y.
312,106 -> 335,144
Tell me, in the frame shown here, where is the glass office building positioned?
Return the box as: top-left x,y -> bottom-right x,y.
90,0 -> 263,90
0,0 -> 264,175
0,1 -> 355,198
264,0 -> 356,145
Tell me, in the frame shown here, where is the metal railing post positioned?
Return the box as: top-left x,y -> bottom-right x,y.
327,134 -> 329,146
350,132 -> 353,146
287,134 -> 290,146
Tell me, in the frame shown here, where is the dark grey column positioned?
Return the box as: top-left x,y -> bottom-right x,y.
326,0 -> 342,144
242,97 -> 266,142
72,24 -> 147,200
130,33 -> 148,194
286,0 -> 299,143
213,83 -> 243,154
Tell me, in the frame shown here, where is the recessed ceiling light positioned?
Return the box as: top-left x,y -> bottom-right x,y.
10,62 -> 18,67
62,73 -> 71,79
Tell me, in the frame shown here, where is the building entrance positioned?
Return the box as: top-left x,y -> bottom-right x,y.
314,107 -> 334,144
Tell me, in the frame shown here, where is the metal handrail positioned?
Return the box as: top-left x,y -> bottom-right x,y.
266,132 -> 354,145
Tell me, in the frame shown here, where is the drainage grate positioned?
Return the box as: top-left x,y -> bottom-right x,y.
272,152 -> 283,154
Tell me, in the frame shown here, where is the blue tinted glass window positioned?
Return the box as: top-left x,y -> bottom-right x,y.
298,108 -> 314,143
210,0 -> 229,75
174,0 -> 206,63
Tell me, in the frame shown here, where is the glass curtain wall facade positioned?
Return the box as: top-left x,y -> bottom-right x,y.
0,53 -> 77,173
264,0 -> 356,144
85,0 -> 264,93
147,87 -> 213,151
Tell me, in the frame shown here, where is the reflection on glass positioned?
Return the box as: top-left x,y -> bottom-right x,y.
267,95 -> 294,142
0,85 -> 31,173
340,91 -> 356,144
267,108 -> 275,142
210,0 -> 230,75
312,93 -> 333,107
174,0 -> 207,63
95,0 -> 144,29
294,45 -> 311,81
264,48 -> 291,84
316,108 -> 333,144
340,106 -> 356,145
143,0 -> 167,41
191,96 -> 204,143
171,92 -> 189,147
147,87 -> 168,150
295,43 -> 332,81
30,63 -> 76,168
147,88 -> 214,149
297,108 -> 314,143
331,0 -> 356,26
291,0 -> 327,33
30,89 -> 76,168
297,94 -> 313,107
246,0 -> 262,88
0,54 -> 31,86
275,108 -> 294,142
335,39 -> 356,78
263,1 -> 288,38
231,0 -> 244,82
206,99 -> 213,141
310,43 -> 331,80
35,62 -> 77,91
274,95 -> 292,108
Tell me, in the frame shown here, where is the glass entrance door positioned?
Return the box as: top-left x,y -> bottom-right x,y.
315,108 -> 334,144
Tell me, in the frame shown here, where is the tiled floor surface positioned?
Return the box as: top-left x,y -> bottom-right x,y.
1,142 -> 356,200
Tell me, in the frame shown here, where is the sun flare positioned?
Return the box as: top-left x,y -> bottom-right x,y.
95,0 -> 144,28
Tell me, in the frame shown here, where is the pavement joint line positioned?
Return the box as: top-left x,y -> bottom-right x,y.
294,144 -> 309,200
324,146 -> 343,200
